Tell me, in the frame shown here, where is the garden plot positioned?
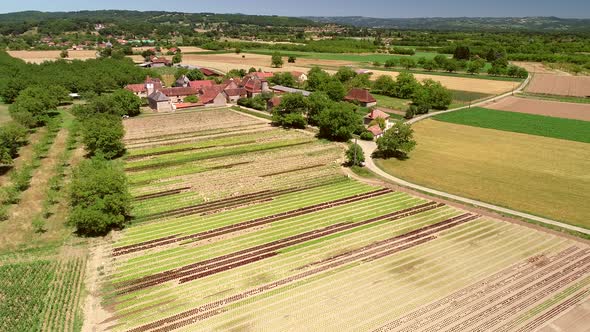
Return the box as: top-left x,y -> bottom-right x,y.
97,109 -> 590,332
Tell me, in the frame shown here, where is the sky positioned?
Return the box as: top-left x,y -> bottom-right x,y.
1,0 -> 589,18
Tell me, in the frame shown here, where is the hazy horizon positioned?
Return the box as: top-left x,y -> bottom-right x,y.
1,0 -> 589,19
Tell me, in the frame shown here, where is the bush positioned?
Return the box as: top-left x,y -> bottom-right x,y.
360,131 -> 374,141
346,143 -> 365,166
184,95 -> 199,103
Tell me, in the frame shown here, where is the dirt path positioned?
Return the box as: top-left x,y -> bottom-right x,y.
0,127 -> 68,250
0,128 -> 46,187
81,239 -> 112,332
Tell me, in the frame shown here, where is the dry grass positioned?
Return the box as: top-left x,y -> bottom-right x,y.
375,119 -> 590,228
7,50 -> 97,63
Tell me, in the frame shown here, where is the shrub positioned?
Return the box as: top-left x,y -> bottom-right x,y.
346,143 -> 365,166
360,131 -> 374,141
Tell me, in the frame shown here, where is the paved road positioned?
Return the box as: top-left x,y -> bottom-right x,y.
357,74 -> 590,235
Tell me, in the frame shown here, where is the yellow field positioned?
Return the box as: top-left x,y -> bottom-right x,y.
375,119 -> 590,228
7,50 -> 97,63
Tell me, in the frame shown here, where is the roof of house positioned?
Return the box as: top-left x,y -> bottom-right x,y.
175,102 -> 204,109
200,68 -> 219,76
160,87 -> 198,97
199,85 -> 226,104
188,80 -> 214,90
147,91 -> 170,102
145,76 -> 162,84
291,71 -> 305,77
355,69 -> 372,75
242,76 -> 265,93
366,108 -> 390,120
254,72 -> 274,79
152,57 -> 170,64
345,88 -> 377,104
270,85 -> 311,97
224,88 -> 247,97
175,75 -> 190,86
367,125 -> 383,136
125,84 -> 146,93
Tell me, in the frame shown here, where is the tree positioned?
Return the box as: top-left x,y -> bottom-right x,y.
184,95 -> 199,103
443,59 -> 459,73
9,86 -> 59,128
271,52 -> 284,68
60,50 -> 69,58
0,122 -> 28,165
110,89 -> 142,116
335,67 -> 357,83
248,67 -> 257,73
288,56 -> 296,63
306,67 -> 331,91
394,72 -> 420,99
141,49 -> 156,61
317,104 -> 362,141
413,79 -> 452,111
453,45 -> 471,60
272,93 -> 309,128
269,72 -> 296,87
346,143 -> 365,166
321,79 -> 346,101
186,68 -> 205,81
399,57 -> 417,70
376,122 -> 416,159
172,53 -> 182,64
80,114 -> 125,159
307,91 -> 332,126
373,61 -> 382,67
69,157 -> 131,236
422,59 -> 436,71
373,75 -> 396,96
235,48 -> 241,54
433,55 -> 448,69
347,74 -> 371,90
467,60 -> 485,74
384,58 -> 397,68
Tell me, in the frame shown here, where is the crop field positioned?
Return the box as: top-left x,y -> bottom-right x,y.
376,119 -> 590,228
7,50 -> 98,63
487,96 -> 590,121
0,251 -> 87,332
526,73 -> 590,97
434,107 -> 590,143
92,108 -> 590,331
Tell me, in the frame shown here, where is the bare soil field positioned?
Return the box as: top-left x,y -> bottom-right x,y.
8,50 -> 98,63
486,96 -> 590,121
88,109 -> 590,332
526,73 -> 590,97
511,61 -> 559,74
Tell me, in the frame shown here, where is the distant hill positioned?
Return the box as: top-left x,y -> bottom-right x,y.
304,16 -> 590,32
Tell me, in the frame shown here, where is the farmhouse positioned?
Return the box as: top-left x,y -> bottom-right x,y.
367,124 -> 384,138
124,77 -> 163,98
271,85 -> 311,97
175,75 -> 190,87
241,73 -> 271,97
199,86 -> 227,107
147,91 -> 173,112
159,87 -> 199,103
290,71 -> 308,83
345,88 -> 377,107
364,108 -> 391,126
150,57 -> 171,67
188,80 -> 214,90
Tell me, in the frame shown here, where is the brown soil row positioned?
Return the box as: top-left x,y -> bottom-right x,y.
134,187 -> 192,201
124,212 -> 477,332
115,198 -> 435,293
486,96 -> 590,121
373,245 -> 580,331
113,188 -> 393,256
418,252 -> 590,332
260,164 -> 327,178
125,140 -> 259,161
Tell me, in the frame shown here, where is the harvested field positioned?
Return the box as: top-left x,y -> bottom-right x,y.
526,73 -> 590,97
486,96 -> 590,121
93,107 -> 590,332
376,119 -> 590,228
7,50 -> 97,63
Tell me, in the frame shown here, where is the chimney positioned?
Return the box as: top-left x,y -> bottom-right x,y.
146,83 -> 154,96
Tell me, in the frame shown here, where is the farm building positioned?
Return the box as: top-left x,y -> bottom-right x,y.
271,85 -> 311,97
241,73 -> 271,97
200,67 -> 221,77
124,77 -> 162,98
290,71 -> 308,83
188,80 -> 214,90
150,57 -> 171,67
224,88 -> 248,103
345,88 -> 377,107
364,108 -> 391,126
253,72 -> 275,79
367,124 -> 384,138
199,86 -> 228,107
159,87 -> 199,103
175,75 -> 190,87
147,91 -> 173,112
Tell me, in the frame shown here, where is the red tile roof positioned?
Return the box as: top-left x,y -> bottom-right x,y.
175,102 -> 204,109
160,87 -> 198,97
152,57 -> 170,64
367,125 -> 383,136
199,85 -> 225,104
188,80 -> 214,89
345,88 -> 376,103
254,72 -> 274,79
200,68 -> 219,76
366,109 -> 390,120
291,71 -> 305,77
268,96 -> 282,108
125,84 -> 146,93
224,88 -> 247,97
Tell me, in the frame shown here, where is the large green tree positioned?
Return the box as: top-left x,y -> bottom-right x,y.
317,103 -> 362,141
80,114 -> 125,159
376,122 -> 417,159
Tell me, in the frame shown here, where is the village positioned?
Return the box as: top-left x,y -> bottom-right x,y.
125,51 -> 393,137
